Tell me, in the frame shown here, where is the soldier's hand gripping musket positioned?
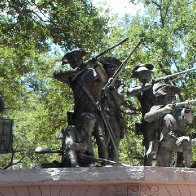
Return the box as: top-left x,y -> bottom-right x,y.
171,99 -> 196,108
163,99 -> 196,111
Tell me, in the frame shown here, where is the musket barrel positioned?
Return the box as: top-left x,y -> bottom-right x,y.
71,38 -> 129,80
83,38 -> 129,66
103,36 -> 144,90
154,67 -> 196,83
113,37 -> 144,79
174,99 -> 196,107
96,37 -> 129,59
80,154 -> 130,166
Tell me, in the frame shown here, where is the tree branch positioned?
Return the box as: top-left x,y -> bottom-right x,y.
151,0 -> 165,27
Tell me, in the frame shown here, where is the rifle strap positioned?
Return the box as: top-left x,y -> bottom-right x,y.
71,68 -> 87,82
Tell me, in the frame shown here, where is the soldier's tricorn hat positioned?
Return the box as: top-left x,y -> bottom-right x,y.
99,56 -> 122,67
62,48 -> 87,65
131,63 -> 154,78
153,83 -> 181,96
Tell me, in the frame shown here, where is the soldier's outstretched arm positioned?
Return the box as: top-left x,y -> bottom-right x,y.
127,83 -> 151,97
53,70 -> 77,84
144,104 -> 174,123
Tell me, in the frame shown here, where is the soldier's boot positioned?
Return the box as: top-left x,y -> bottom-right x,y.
183,141 -> 192,167
66,137 -> 79,167
144,154 -> 153,166
144,141 -> 153,166
68,147 -> 79,167
109,141 -> 120,162
157,146 -> 171,167
97,137 -> 108,164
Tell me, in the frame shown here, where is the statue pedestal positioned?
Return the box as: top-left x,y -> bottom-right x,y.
0,166 -> 195,196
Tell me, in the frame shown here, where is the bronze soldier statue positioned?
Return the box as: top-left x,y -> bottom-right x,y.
99,56 -> 126,162
127,63 -> 159,166
53,49 -> 109,161
144,84 -> 193,167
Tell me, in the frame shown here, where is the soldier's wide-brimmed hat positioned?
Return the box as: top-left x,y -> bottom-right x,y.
153,83 -> 181,96
62,48 -> 87,65
99,56 -> 122,67
131,63 -> 154,78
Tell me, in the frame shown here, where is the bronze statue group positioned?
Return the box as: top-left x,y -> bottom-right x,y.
50,47 -> 195,168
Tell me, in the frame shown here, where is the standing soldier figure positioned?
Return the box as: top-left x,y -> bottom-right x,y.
99,56 -> 126,162
53,49 -> 109,160
127,63 -> 159,166
144,84 -> 193,167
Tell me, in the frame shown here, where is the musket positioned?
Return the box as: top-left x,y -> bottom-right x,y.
35,147 -> 130,167
78,38 -> 129,70
172,99 -> 196,108
127,68 -> 196,95
71,38 -> 129,81
153,67 -> 196,83
102,36 -> 145,91
79,154 -> 130,167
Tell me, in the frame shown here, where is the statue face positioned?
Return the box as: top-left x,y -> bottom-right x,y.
155,95 -> 167,105
137,71 -> 152,84
68,58 -> 83,69
104,65 -> 116,77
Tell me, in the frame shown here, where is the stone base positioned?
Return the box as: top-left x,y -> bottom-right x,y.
0,166 -> 195,196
